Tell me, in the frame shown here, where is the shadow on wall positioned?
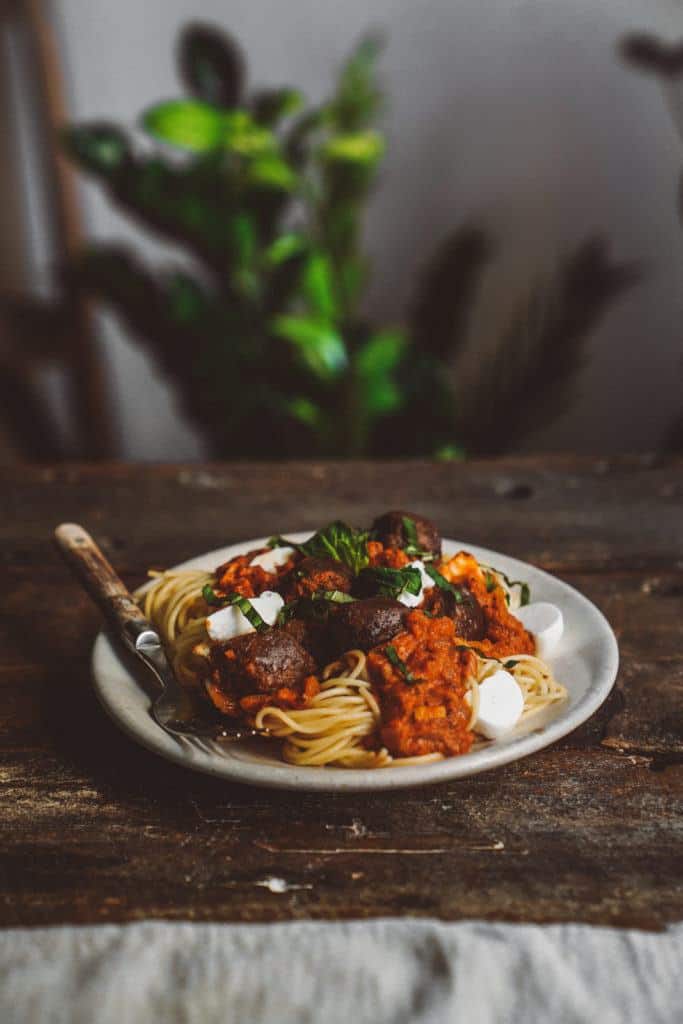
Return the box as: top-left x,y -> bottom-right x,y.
0,21 -> 681,459
619,32 -> 683,452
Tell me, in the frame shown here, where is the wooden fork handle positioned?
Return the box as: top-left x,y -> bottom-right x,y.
54,523 -> 150,645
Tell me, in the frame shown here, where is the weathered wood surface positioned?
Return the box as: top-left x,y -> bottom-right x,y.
1,457 -> 682,929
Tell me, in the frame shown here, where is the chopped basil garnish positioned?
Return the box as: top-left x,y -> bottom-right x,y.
401,515 -> 433,560
202,583 -> 223,607
269,521 -> 370,575
267,534 -> 296,551
402,516 -> 418,546
484,571 -> 497,593
316,590 -> 356,604
385,644 -> 422,685
456,643 -> 519,671
424,564 -> 465,604
203,585 -> 268,631
228,594 -> 268,632
275,601 -> 299,626
480,564 -> 530,607
358,565 -> 422,601
275,590 -> 356,626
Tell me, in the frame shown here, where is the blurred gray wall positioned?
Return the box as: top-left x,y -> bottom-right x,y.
8,0 -> 683,457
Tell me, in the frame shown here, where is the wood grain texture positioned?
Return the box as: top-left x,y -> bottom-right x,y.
1,457 -> 682,928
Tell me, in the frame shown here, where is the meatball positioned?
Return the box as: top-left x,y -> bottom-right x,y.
424,585 -> 486,641
211,628 -> 315,697
282,616 -> 333,668
332,598 -> 408,652
371,510 -> 441,557
286,556 -> 354,601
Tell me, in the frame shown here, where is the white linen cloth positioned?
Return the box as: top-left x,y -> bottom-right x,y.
1,918 -> 681,1024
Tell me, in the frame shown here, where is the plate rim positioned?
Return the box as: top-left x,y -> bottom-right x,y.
91,535 -> 619,792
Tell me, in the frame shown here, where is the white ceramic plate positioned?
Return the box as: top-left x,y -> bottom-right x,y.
92,535 -> 618,791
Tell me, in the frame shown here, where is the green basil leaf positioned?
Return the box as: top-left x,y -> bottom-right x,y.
385,644 -> 421,685
270,522 -> 370,576
300,521 -> 370,575
358,566 -> 422,600
424,565 -> 465,604
457,643 -> 520,672
204,585 -> 268,631
480,563 -> 531,607
398,515 -> 433,559
276,602 -> 298,626
402,516 -> 418,546
202,583 -> 223,606
267,534 -> 307,554
228,593 -> 267,631
315,590 -> 357,604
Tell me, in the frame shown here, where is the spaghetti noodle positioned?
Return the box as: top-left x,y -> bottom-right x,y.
136,558 -> 568,769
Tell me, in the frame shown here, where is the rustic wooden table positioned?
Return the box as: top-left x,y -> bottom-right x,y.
2,457 -> 682,930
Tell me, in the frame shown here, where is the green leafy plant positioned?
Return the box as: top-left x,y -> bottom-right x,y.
63,25 -> 403,457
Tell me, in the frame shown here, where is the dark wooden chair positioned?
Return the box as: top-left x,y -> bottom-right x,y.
0,0 -> 111,460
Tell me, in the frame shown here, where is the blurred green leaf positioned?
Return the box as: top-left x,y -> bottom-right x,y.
338,257 -> 367,313
142,100 -> 227,150
271,315 -> 348,379
142,102 -> 276,154
321,131 -> 384,164
264,233 -> 307,266
246,154 -> 298,190
165,272 -> 207,324
62,123 -> 131,177
285,107 -> 329,166
253,88 -> 304,125
332,33 -> 384,131
223,110 -> 276,154
355,328 -> 405,375
228,213 -> 256,270
434,443 -> 466,461
178,23 -> 245,108
303,252 -> 337,321
286,395 -> 324,428
354,329 -> 406,413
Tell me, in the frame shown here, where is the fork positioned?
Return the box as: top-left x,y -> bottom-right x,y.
54,523 -> 259,744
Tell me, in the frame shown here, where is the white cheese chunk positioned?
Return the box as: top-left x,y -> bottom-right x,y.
515,602 -> 564,658
470,669 -> 524,740
397,560 -> 435,608
407,560 -> 435,591
249,546 -> 295,573
206,591 -> 284,643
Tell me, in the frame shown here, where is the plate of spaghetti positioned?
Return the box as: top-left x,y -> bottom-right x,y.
92,511 -> 618,790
